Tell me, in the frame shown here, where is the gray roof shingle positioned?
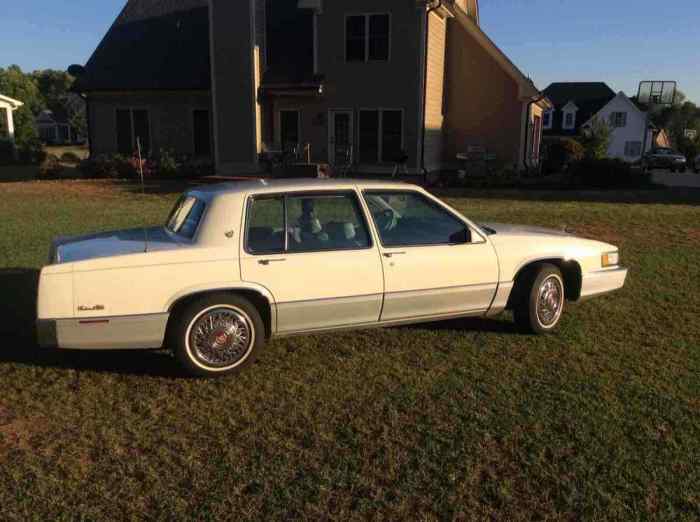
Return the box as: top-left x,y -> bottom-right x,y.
73,0 -> 210,92
543,82 -> 616,134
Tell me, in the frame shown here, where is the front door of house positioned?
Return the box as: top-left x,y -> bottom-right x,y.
329,110 -> 353,166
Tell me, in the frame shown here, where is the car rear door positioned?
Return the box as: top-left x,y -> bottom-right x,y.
240,190 -> 383,334
363,190 -> 499,322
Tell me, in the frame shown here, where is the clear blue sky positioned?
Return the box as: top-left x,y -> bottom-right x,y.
1,0 -> 698,103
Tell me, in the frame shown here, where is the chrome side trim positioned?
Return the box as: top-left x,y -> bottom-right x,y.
381,283 -> 497,321
276,293 -> 383,333
274,308 -> 487,338
37,313 -> 170,350
579,267 -> 628,301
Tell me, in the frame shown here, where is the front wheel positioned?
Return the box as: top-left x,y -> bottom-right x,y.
513,264 -> 565,334
170,293 -> 266,377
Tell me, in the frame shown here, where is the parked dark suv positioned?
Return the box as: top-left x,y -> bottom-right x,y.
643,148 -> 687,172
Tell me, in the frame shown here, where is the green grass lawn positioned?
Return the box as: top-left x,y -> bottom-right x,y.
0,180 -> 698,520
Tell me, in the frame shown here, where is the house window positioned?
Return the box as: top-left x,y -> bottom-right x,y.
280,110 -> 301,151
116,109 -> 150,155
346,14 -> 390,62
359,109 -> 404,164
611,112 -> 627,128
624,141 -> 642,157
193,110 -> 211,157
563,112 -> 575,130
542,110 -> 552,130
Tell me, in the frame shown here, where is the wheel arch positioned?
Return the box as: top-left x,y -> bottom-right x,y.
507,257 -> 582,308
166,286 -> 276,340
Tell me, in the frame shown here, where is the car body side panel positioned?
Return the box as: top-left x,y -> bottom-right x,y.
68,247 -> 240,319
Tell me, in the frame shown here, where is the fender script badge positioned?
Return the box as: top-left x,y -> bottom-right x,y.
78,305 -> 105,312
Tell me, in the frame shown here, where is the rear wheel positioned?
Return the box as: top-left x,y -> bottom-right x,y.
170,293 -> 265,377
513,264 -> 565,334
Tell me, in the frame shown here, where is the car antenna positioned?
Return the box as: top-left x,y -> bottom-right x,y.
136,137 -> 149,253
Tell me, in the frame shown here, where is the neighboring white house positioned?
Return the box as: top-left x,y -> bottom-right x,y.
0,94 -> 24,144
581,91 -> 655,162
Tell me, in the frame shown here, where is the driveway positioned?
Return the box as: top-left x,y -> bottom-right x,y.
651,169 -> 700,188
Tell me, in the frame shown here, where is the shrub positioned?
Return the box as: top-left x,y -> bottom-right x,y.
60,151 -> 82,164
543,138 -> 585,174
157,149 -> 180,177
179,157 -> 214,179
0,140 -> 15,165
38,154 -> 63,179
570,158 -> 651,188
579,117 -> 612,160
16,137 -> 46,165
78,154 -> 138,179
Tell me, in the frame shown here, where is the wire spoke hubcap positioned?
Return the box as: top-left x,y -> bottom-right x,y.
537,276 -> 563,327
189,308 -> 252,368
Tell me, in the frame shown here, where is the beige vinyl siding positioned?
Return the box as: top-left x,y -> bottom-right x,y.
443,18 -> 523,169
263,0 -> 422,170
423,12 -> 447,172
87,91 -> 212,157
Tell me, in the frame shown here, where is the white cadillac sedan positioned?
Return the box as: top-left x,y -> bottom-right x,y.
37,180 -> 627,377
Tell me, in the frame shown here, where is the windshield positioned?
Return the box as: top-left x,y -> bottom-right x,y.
166,195 -> 207,239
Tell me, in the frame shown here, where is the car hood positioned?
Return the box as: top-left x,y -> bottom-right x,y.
480,222 -> 574,238
52,226 -> 183,264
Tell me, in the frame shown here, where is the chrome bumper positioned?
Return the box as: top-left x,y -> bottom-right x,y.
579,267 -> 628,301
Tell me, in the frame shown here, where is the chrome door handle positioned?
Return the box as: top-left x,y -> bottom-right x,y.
258,259 -> 286,266
383,252 -> 406,258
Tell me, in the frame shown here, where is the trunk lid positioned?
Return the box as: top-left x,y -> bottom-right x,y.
52,227 -> 183,264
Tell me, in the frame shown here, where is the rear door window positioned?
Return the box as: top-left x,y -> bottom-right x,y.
166,196 -> 207,240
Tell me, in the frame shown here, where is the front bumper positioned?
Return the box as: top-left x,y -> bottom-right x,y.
579,267 -> 628,301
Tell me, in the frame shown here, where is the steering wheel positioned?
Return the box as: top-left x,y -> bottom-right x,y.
375,209 -> 398,233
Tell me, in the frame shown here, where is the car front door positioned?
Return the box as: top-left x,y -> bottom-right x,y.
240,191 -> 383,334
363,190 -> 499,322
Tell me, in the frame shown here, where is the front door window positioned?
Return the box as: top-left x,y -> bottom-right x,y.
364,191 -> 471,247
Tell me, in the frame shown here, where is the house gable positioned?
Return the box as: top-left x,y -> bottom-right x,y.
582,91 -> 653,161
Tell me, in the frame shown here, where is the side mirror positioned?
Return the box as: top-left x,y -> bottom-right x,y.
449,228 -> 472,245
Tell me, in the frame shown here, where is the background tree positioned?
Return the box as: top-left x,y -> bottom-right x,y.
33,69 -> 87,140
0,65 -> 43,157
578,117 -> 611,159
647,89 -> 700,157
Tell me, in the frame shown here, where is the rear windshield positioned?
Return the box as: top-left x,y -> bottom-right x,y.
166,195 -> 206,239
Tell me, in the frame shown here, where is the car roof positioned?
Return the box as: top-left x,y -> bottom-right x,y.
188,178 -> 419,199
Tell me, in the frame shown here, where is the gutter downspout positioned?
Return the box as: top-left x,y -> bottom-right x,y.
522,94 -> 546,173
420,0 -> 442,185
